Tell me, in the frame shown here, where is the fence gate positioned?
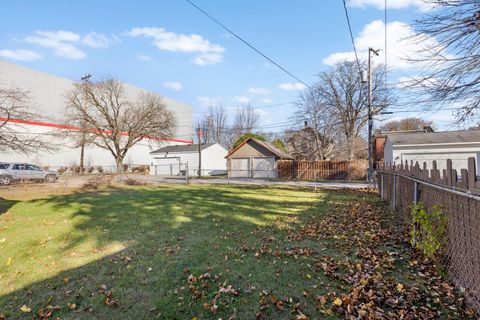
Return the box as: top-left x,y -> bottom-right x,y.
150,161 -> 189,183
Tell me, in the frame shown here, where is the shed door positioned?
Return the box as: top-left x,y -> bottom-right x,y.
230,158 -> 250,178
253,157 -> 276,178
153,157 -> 180,175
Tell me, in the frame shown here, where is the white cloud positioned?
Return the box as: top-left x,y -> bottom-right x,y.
348,0 -> 434,11
137,54 -> 153,61
247,87 -> 271,95
278,82 -> 306,91
322,20 -> 447,71
163,81 -> 182,91
322,52 -> 358,66
197,96 -> 221,107
233,95 -> 250,104
260,98 -> 273,104
82,32 -> 117,48
0,49 -> 41,61
128,27 -> 225,66
25,30 -> 86,59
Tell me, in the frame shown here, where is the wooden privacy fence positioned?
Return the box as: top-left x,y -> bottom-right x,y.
377,157 -> 480,314
277,160 -> 362,180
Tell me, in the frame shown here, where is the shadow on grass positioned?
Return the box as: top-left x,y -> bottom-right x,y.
0,197 -> 17,215
0,185 -> 353,320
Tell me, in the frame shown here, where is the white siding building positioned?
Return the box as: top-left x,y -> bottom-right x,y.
150,143 -> 227,176
384,130 -> 480,173
0,60 -> 193,169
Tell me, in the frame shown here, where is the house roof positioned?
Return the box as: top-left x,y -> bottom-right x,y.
226,138 -> 294,159
387,130 -> 480,146
150,143 -> 215,154
374,126 -> 434,139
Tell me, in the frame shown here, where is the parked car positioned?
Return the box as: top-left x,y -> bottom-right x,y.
0,163 -> 58,185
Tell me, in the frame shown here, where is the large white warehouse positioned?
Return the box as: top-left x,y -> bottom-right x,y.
0,60 -> 193,169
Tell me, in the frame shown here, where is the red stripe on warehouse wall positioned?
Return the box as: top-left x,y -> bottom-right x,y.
0,118 -> 193,144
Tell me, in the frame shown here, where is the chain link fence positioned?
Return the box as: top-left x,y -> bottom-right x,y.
378,158 -> 480,314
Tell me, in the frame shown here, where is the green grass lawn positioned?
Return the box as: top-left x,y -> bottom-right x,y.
0,185 -> 473,319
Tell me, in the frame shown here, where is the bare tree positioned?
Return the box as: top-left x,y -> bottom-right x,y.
221,104 -> 259,148
65,79 -> 176,173
406,1 -> 480,123
378,117 -> 435,132
232,104 -> 259,135
311,60 -> 390,160
198,103 -> 261,149
292,88 -> 337,160
0,87 -> 50,154
199,104 -> 228,147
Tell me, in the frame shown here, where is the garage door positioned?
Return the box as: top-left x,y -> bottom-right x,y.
253,157 -> 276,178
230,158 -> 250,178
153,157 -> 180,175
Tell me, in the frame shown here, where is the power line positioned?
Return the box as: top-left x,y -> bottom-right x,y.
381,106 -> 465,114
384,0 -> 388,100
185,0 -> 312,90
342,0 -> 362,73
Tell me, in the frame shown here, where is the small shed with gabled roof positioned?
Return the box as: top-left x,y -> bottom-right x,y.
149,143 -> 227,176
226,138 -> 293,178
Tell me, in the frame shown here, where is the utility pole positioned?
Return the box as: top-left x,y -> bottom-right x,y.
367,48 -> 379,182
79,73 -> 91,173
197,124 -> 202,178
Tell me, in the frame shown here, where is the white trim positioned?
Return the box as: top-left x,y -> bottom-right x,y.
392,141 -> 480,148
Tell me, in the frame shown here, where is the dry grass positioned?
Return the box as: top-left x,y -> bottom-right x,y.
348,160 -> 367,180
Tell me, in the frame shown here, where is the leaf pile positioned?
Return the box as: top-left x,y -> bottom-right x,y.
253,189 -> 476,319
184,269 -> 240,317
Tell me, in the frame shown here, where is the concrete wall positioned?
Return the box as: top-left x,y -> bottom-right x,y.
1,122 -> 185,169
0,60 -> 194,167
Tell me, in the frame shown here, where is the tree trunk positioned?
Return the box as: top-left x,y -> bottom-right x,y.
346,135 -> 355,161
115,156 -> 125,179
79,140 -> 85,173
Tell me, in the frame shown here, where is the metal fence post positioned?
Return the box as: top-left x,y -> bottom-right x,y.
380,173 -> 384,199
413,180 -> 418,204
392,173 -> 397,210
185,162 -> 189,184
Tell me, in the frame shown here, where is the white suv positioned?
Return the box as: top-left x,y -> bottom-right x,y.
0,163 -> 58,185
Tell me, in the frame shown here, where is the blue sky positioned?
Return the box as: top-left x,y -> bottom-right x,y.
0,0 -> 456,131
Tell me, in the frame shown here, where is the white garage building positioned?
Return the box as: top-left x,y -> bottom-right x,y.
0,60 -> 193,169
384,130 -> 480,173
150,143 -> 227,176
226,138 -> 293,179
